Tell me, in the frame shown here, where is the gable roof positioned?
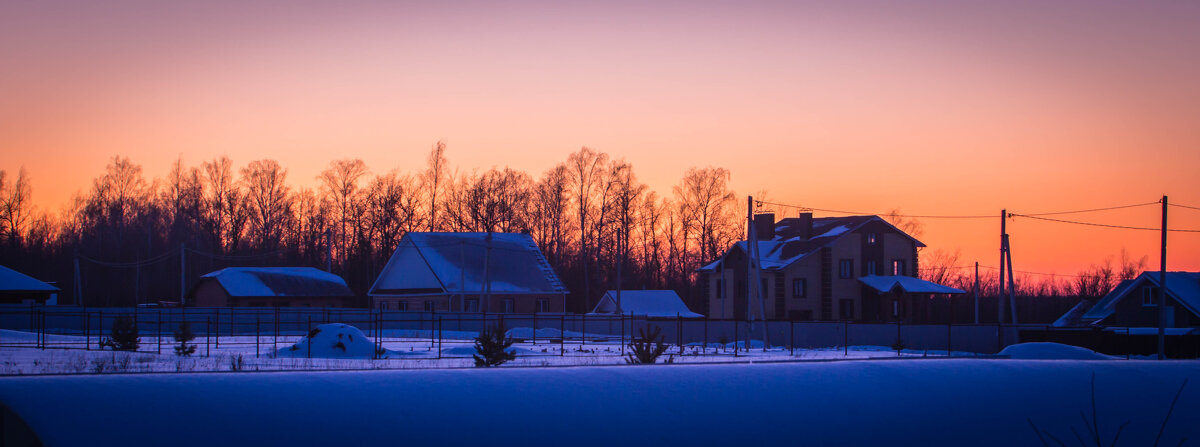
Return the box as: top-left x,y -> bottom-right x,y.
590,290 -> 703,318
699,215 -> 924,272
858,276 -> 965,294
1079,272 -> 1200,323
0,265 -> 59,293
369,232 -> 567,296
199,267 -> 354,297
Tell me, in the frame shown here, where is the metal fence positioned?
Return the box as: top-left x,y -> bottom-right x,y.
0,304 -> 1053,360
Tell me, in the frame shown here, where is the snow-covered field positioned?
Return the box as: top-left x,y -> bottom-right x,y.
0,326 -> 1020,375
1,357 -> 1197,446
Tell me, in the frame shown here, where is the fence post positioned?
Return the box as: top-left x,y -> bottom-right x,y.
255,315 -> 260,358
790,320 -> 794,356
703,317 -> 709,356
437,316 -> 442,360
157,310 -> 162,355
678,314 -> 684,355
896,321 -> 902,357
532,313 -> 538,345
620,314 -> 626,357
733,320 -> 738,357
307,316 -> 312,359
205,316 -> 211,357
85,312 -> 91,351
844,321 -> 849,356
946,321 -> 952,358
560,314 -> 565,357
580,313 -> 585,348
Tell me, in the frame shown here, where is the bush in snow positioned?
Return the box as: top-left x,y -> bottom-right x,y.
173,321 -> 197,356
626,326 -> 669,365
473,323 -> 516,367
100,316 -> 140,351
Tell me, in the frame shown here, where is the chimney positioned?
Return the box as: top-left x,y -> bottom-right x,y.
753,213 -> 775,240
797,212 -> 813,239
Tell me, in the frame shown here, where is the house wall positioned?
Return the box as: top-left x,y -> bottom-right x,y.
1109,283 -> 1199,328
0,291 -> 56,305
370,293 -> 566,314
191,280 -> 231,307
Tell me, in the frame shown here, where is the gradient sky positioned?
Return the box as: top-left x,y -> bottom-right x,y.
2,0 -> 1198,276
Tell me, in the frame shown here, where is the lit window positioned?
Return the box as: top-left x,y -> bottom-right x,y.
891,260 -> 907,276
868,233 -> 877,245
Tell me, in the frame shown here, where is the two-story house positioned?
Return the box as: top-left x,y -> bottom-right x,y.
698,212 -> 961,322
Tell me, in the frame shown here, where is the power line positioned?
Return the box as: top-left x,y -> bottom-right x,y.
1008,213 -> 1200,233
1018,201 -> 1160,216
754,200 -> 993,219
1168,202 -> 1200,212
77,246 -> 181,268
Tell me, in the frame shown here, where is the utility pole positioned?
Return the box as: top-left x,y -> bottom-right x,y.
484,231 -> 493,313
459,240 -> 466,312
1004,234 -> 1017,325
615,226 -> 623,314
747,196 -> 769,350
1158,195 -> 1167,360
325,228 -> 333,272
998,209 -> 1006,325
973,262 -> 980,324
179,243 -> 186,306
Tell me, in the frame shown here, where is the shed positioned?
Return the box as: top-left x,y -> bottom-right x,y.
0,265 -> 59,305
590,290 -> 703,318
187,267 -> 355,307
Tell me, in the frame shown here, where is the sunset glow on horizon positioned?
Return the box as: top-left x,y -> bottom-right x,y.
2,0 -> 1198,276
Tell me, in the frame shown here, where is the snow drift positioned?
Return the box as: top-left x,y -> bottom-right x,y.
278,323 -> 375,358
1,360 -> 1197,446
999,342 -> 1113,360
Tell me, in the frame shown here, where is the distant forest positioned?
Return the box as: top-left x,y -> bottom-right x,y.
0,143 -> 1145,318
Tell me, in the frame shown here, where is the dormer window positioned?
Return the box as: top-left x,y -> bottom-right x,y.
1143,287 -> 1159,307
867,233 -> 877,245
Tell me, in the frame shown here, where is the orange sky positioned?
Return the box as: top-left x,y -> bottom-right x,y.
1,0 -> 1198,276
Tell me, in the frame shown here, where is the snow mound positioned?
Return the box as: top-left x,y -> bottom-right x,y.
279,324 -> 376,358
999,342 -> 1111,360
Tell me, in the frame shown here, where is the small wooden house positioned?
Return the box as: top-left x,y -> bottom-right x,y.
187,267 -> 354,307
0,265 -> 59,305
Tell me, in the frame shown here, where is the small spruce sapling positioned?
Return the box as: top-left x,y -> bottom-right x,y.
100,316 -> 140,351
473,323 -> 516,367
173,321 -> 197,356
626,326 -> 669,364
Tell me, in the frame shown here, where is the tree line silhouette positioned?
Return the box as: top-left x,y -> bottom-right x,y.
0,144 -> 1146,320
0,144 -> 743,312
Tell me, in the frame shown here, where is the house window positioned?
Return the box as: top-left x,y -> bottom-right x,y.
792,278 -> 807,298
423,300 -> 435,312
715,279 -> 724,299
839,259 -> 854,278
1143,287 -> 1159,307
502,299 -> 515,313
839,299 -> 854,320
866,260 -> 877,276
891,259 -> 907,276
464,298 -> 480,313
867,233 -> 877,245
892,300 -> 899,317
397,301 -> 409,311
536,299 -> 549,313
378,301 -> 388,311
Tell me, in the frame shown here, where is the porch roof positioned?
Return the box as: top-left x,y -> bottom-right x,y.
858,275 -> 965,295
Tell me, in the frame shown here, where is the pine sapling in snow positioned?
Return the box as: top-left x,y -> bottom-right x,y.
473,323 -> 516,367
100,316 -> 140,351
626,326 -> 669,364
173,321 -> 197,356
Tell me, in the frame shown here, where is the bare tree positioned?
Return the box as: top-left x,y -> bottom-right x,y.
422,141 -> 449,231
884,208 -> 924,241
319,158 -> 369,266
566,147 -> 609,309
530,164 -> 571,266
674,166 -> 736,265
0,167 -> 32,247
240,159 -> 291,251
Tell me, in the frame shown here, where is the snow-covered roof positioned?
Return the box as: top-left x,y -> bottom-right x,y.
0,265 -> 59,293
1078,272 -> 1200,323
857,276 -> 965,294
200,267 -> 354,297
698,215 -> 925,272
370,232 -> 567,296
590,290 -> 703,318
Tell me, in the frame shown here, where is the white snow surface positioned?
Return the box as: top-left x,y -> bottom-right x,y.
202,267 -> 352,297
999,342 -> 1113,360
278,324 -> 375,358
1,360 -> 1198,446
